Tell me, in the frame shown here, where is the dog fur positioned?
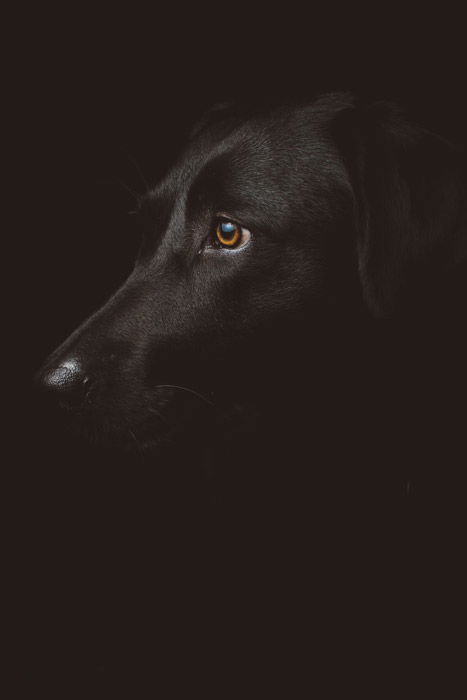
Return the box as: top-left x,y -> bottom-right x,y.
37,93 -> 466,505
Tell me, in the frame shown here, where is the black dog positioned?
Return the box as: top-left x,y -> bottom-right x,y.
36,93 -> 466,495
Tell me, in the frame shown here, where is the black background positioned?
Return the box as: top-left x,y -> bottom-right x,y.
8,5 -> 467,689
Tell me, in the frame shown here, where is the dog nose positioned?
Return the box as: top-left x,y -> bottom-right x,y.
38,357 -> 89,401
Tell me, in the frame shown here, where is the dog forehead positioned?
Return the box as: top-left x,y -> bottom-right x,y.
186,113 -> 344,207
143,102 -> 346,222
177,103 -> 333,176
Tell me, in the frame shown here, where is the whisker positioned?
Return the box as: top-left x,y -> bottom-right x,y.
95,178 -> 141,202
119,146 -> 150,190
155,384 -> 216,408
128,428 -> 142,453
147,406 -> 170,427
115,177 -> 141,201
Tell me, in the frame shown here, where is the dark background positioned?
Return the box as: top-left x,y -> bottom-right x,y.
8,5 -> 467,688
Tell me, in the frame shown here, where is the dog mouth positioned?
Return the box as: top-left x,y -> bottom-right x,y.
55,381 -> 221,453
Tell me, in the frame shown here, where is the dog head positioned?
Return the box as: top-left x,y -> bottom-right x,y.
36,93 -> 466,449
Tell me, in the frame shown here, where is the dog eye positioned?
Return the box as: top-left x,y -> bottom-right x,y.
214,219 -> 251,249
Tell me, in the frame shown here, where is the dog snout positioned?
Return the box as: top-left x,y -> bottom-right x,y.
36,356 -> 92,404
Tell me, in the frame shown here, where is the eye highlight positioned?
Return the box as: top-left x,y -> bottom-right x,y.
213,219 -> 251,250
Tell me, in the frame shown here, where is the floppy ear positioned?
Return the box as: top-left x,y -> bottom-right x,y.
332,100 -> 466,317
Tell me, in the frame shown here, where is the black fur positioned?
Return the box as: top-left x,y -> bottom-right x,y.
36,92 -> 466,505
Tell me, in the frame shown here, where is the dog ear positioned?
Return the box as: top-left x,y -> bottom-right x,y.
332,100 -> 466,317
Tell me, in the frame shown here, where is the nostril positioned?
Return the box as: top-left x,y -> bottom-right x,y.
43,365 -> 76,390
82,374 -> 95,400
38,357 -> 87,401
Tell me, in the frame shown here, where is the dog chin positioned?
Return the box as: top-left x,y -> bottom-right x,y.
65,396 -> 211,454
69,421 -> 180,456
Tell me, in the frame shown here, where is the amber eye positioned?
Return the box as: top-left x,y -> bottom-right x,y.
215,220 -> 242,247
